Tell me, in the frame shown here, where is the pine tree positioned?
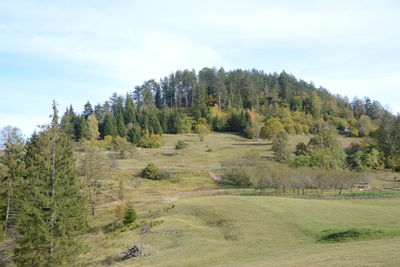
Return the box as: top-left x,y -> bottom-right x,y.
124,97 -> 137,125
73,115 -> 89,141
0,126 -> 25,238
14,102 -> 86,266
94,104 -> 104,122
116,112 -> 127,137
215,68 -> 227,109
127,124 -> 142,145
154,82 -> 163,109
122,205 -> 137,226
272,131 -> 291,163
60,105 -> 76,137
101,113 -> 117,137
82,101 -> 93,119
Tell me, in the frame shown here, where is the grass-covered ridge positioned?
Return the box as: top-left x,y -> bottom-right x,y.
71,133 -> 400,266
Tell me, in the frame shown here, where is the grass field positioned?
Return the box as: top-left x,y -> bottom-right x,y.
77,133 -> 400,266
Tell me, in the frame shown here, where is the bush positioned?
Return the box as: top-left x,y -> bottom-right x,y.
139,134 -> 163,148
259,118 -> 284,139
141,163 -> 160,179
141,163 -> 170,180
221,168 -> 251,187
175,140 -> 188,150
295,142 -> 307,156
318,228 -> 383,243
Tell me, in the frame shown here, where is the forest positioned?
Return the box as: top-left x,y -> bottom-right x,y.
60,67 -> 399,171
1,67 -> 400,266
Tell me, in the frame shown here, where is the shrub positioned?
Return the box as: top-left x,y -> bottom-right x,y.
318,228 -> 383,243
112,136 -> 131,150
123,205 -> 137,226
140,163 -> 170,180
141,163 -> 160,179
175,140 -> 188,150
295,142 -> 307,156
101,135 -> 114,150
259,118 -> 284,139
139,134 -> 163,148
221,168 -> 251,187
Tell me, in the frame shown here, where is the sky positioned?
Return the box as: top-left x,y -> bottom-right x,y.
1,0 -> 400,136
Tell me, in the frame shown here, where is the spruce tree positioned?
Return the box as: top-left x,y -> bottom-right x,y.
73,115 -> 89,141
272,131 -> 291,163
60,105 -> 76,137
101,113 -> 117,137
122,205 -> 137,226
116,112 -> 127,137
82,101 -> 93,119
14,102 -> 86,266
124,97 -> 137,125
127,124 -> 142,145
0,126 -> 25,238
154,83 -> 163,109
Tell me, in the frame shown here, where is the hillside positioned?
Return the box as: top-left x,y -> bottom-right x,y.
69,133 -> 400,266
2,68 -> 400,266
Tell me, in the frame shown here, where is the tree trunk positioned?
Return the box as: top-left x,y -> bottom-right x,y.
91,205 -> 96,216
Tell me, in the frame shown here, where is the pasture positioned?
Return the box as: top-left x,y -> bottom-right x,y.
77,133 -> 400,266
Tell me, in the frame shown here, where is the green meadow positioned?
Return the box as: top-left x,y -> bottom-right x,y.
77,133 -> 400,266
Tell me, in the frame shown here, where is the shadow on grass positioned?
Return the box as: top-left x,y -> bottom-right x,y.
162,152 -> 178,156
232,142 -> 271,146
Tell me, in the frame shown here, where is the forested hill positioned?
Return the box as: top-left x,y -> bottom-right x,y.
61,67 -> 387,143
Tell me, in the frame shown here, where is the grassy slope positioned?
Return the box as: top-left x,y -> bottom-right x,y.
77,133 -> 400,266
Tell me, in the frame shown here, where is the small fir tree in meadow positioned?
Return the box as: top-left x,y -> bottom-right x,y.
123,205 -> 137,226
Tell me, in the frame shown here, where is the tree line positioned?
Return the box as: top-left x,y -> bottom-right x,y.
59,67 -> 386,148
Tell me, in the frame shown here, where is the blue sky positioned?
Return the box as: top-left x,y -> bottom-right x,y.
1,0 -> 400,136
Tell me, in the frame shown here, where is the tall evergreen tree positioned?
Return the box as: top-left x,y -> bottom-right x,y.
94,104 -> 104,122
215,68 -> 227,109
82,101 -> 93,119
154,82 -> 163,109
73,115 -> 89,141
14,102 -> 86,266
60,105 -> 76,137
116,112 -> 127,137
124,97 -> 137,125
0,126 -> 25,238
101,113 -> 117,137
